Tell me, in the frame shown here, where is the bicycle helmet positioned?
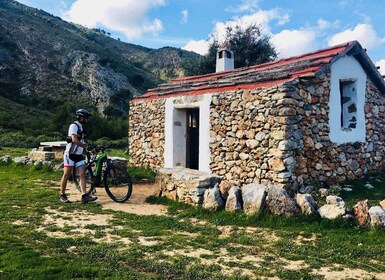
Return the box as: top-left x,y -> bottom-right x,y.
76,108 -> 91,119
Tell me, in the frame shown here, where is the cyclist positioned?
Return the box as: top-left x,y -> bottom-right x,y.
59,108 -> 98,203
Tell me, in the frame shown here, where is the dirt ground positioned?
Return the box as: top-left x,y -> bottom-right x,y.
59,182 -> 385,280
67,181 -> 168,215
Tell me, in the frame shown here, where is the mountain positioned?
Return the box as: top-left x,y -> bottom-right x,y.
0,0 -> 201,122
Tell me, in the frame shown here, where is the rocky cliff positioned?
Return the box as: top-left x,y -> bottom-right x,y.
0,0 -> 200,117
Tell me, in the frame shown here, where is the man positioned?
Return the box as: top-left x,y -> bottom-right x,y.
59,108 -> 97,203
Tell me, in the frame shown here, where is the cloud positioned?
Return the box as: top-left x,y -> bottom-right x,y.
63,0 -> 165,39
181,9 -> 188,24
182,40 -> 209,55
317,18 -> 340,30
272,29 -> 319,58
226,0 -> 261,13
376,59 -> 385,75
328,23 -> 385,50
212,9 -> 289,44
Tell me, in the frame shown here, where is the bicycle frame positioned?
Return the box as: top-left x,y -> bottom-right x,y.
85,148 -> 110,188
72,146 -> 133,202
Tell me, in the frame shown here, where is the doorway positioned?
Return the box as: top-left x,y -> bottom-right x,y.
186,108 -> 199,169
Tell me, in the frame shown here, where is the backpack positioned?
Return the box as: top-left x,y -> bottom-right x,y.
66,122 -> 86,143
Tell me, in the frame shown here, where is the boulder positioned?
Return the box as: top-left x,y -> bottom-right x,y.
368,206 -> 385,227
14,156 -> 29,164
318,195 -> 347,219
353,200 -> 370,227
203,184 -> 225,211
266,186 -> 299,216
241,183 -> 266,215
225,186 -> 243,212
296,193 -> 317,215
0,155 -> 12,164
219,180 -> 232,200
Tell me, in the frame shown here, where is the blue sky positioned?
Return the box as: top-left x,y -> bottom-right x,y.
16,0 -> 385,74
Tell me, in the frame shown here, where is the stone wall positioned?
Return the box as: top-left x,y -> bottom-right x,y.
129,98 -> 166,168
293,74 -> 385,187
129,73 -> 385,189
209,84 -> 300,188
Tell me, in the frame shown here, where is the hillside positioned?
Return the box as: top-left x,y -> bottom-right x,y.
0,0 -> 200,124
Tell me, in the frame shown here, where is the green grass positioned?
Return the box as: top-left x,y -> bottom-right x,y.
0,147 -> 30,157
339,173 -> 385,208
1,163 -> 385,279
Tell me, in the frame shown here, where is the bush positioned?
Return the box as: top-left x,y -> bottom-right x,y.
94,137 -> 128,149
0,129 -> 62,148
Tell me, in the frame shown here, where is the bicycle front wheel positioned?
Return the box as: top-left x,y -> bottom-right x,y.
103,164 -> 132,202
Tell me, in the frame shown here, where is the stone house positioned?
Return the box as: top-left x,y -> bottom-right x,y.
129,41 -> 385,190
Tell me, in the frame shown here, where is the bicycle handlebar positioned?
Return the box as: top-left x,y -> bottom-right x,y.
86,145 -> 108,153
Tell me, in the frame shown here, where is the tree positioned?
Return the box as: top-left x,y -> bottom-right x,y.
197,23 -> 277,74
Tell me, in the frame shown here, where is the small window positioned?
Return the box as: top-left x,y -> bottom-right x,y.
339,79 -> 357,131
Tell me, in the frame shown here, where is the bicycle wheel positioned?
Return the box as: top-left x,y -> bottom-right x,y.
103,163 -> 132,202
72,165 -> 94,194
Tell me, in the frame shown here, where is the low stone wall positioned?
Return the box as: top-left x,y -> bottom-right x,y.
156,167 -> 222,205
28,150 -> 56,161
156,168 -> 385,227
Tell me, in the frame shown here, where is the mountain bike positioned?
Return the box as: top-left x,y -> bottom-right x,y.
72,146 -> 133,202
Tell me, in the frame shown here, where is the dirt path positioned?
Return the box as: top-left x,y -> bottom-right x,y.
67,181 -> 167,215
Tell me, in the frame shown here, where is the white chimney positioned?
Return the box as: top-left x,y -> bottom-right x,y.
216,42 -> 234,72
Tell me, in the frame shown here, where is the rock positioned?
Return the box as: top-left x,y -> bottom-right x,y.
364,183 -> 374,189
380,199 -> 385,210
225,186 -> 243,212
0,155 -> 12,164
219,180 -> 232,200
241,183 -> 266,215
318,195 -> 347,219
353,200 -> 370,226
368,206 -> 385,227
266,186 -> 299,216
14,156 -> 29,164
319,188 -> 329,197
245,139 -> 259,149
278,140 -> 298,151
299,185 -> 314,194
296,193 -> 317,215
203,184 -> 225,211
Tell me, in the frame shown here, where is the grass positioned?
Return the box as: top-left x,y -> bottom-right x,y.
0,160 -> 385,279
0,147 -> 31,157
339,173 -> 385,208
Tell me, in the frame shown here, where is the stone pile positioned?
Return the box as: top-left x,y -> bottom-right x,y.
157,167 -> 385,227
157,167 -> 222,205
353,199 -> 385,227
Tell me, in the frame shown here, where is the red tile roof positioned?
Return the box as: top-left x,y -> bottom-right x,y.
134,41 -> 385,102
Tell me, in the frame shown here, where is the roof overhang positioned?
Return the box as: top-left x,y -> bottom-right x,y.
333,41 -> 385,95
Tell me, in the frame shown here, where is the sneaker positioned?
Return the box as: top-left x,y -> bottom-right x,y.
60,194 -> 71,203
81,194 -> 98,204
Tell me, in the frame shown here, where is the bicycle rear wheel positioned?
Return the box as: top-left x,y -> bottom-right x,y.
72,165 -> 94,194
103,163 -> 132,202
